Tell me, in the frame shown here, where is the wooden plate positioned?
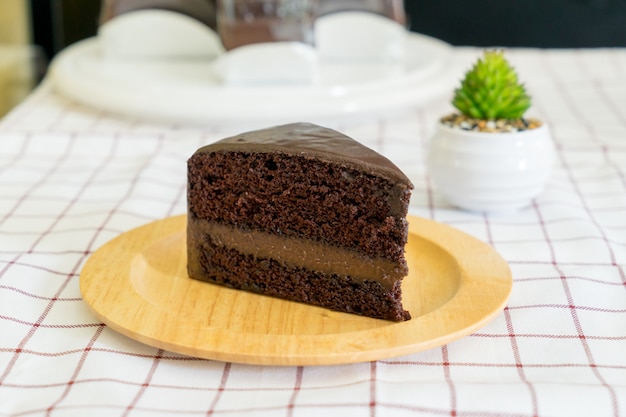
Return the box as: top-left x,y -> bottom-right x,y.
80,215 -> 512,366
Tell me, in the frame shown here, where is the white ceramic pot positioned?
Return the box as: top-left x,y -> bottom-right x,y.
427,122 -> 555,213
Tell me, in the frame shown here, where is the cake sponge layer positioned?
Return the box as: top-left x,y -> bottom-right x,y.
188,151 -> 410,261
188,230 -> 411,321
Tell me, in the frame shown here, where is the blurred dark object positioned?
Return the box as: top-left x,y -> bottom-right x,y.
317,0 -> 406,25
217,0 -> 315,50
30,0 -> 102,61
404,0 -> 626,47
30,0 -> 626,61
99,0 -> 216,27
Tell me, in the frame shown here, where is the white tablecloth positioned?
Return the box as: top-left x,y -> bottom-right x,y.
0,47 -> 625,416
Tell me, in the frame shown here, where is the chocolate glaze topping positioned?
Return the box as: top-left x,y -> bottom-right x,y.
194,122 -> 414,187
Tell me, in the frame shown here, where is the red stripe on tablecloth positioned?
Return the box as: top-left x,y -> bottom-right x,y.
0,136 -> 80,384
0,191 -> 184,206
376,403 -> 532,417
44,325 -> 105,417
0,259 -> 86,276
534,173 -> 621,417
441,345 -> 458,417
1,405 -> 373,417
3,357 -> 624,391
166,176 -> 187,218
417,108 -> 437,220
577,54 -> 626,128
381,360 -> 626,371
0,348 -> 195,361
543,52 -> 626,285
0,133 -> 31,176
0,315 -> 99,329
470,333 -> 626,342
0,226 -> 125,238
122,349 -> 164,417
483,213 -> 540,417
432,213 -> 626,227
7,402 -> 507,417
544,63 -> 624,417
0,285 -> 81,301
206,362 -> 231,416
0,85 -> 54,131
0,171 -> 184,190
537,202 -> 620,417
538,51 -> 624,417
49,136 -> 166,412
493,236 -> 626,246
513,275 -> 625,286
369,361 -> 377,417
286,366 -> 303,417
0,134 -> 165,414
0,137 -> 74,230
503,307 -> 540,417
507,304 -> 626,313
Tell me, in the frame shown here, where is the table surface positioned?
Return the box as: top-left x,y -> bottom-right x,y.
0,46 -> 625,417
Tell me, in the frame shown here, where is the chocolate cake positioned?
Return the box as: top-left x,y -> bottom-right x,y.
186,122 -> 413,321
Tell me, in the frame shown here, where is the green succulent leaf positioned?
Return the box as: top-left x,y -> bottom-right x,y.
452,50 -> 531,120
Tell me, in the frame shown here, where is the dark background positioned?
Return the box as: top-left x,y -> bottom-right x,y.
405,0 -> 626,48
31,0 -> 626,62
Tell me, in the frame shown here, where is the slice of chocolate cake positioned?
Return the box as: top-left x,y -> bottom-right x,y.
186,122 -> 413,321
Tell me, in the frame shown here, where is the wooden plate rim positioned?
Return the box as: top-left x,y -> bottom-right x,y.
80,215 -> 512,366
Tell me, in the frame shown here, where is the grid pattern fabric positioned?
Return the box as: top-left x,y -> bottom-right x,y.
0,48 -> 625,417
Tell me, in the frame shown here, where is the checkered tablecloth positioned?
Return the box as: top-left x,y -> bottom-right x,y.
0,47 -> 625,417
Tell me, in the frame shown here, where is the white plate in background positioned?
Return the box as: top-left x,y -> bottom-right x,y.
49,33 -> 454,127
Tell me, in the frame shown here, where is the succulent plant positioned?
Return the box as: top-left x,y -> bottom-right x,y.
452,50 -> 531,120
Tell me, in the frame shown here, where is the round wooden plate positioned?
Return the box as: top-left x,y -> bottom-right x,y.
80,215 -> 512,366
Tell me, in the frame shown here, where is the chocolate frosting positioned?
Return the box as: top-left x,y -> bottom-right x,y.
188,217 -> 405,289
193,122 -> 414,187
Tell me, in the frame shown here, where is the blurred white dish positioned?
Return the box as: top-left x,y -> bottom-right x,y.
213,42 -> 317,85
49,33 -> 454,127
315,11 -> 407,62
99,9 -> 224,59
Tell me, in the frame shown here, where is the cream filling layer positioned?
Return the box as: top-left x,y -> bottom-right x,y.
189,217 -> 403,289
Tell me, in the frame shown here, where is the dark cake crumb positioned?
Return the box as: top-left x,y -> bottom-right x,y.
188,151 -> 410,261
196,238 -> 411,321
